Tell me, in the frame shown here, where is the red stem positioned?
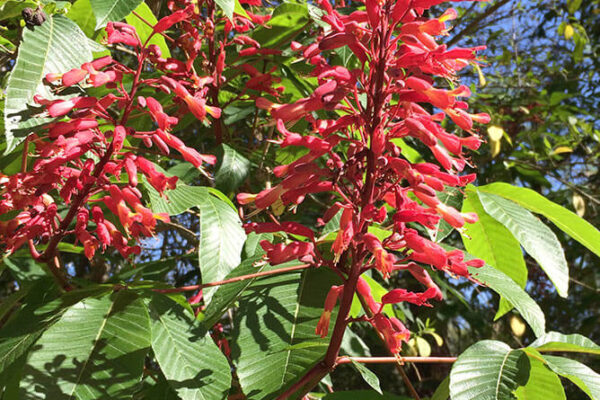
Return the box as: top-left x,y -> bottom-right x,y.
155,263 -> 312,293
336,356 -> 457,364
276,13 -> 393,400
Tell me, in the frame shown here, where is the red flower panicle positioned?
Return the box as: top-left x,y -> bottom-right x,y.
238,0 -> 487,355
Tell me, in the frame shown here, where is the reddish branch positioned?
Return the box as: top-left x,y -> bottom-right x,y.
336,356 -> 457,364
155,263 -> 311,293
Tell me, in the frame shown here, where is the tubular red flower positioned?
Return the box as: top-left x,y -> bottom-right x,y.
381,287 -> 439,306
244,221 -> 315,241
315,285 -> 343,337
260,240 -> 315,265
372,314 -> 410,354
62,68 -> 88,87
153,5 -> 193,33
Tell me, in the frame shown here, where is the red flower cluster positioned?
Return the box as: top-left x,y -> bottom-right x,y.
0,0 -> 279,266
238,0 -> 487,355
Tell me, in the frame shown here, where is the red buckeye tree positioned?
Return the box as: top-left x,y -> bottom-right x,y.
0,0 -> 599,399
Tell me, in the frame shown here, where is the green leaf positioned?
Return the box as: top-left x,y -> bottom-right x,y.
0,289 -> 64,379
214,0 -> 234,20
166,162 -> 200,184
4,15 -> 93,153
477,190 -> 569,297
350,360 -> 382,395
203,255 -> 301,327
147,181 -> 210,215
0,1 -> 37,21
449,340 -> 530,400
232,267 -> 341,399
340,327 -> 371,357
477,183 -> 600,260
233,0 -> 249,19
468,263 -> 546,338
462,188 -> 527,318
135,372 -> 180,400
110,254 -> 194,282
198,193 -> 246,303
567,0 -> 583,14
431,376 -> 450,400
242,232 -> 273,258
390,138 -> 423,164
20,291 -> 151,399
531,332 -> 600,355
515,357 -> 565,400
2,253 -> 49,285
148,294 -> 232,400
214,144 -> 251,194
90,0 -> 144,29
543,355 -> 600,400
125,2 -> 171,58
67,0 -> 97,37
0,287 -> 30,323
252,3 -> 310,48
441,244 -> 545,337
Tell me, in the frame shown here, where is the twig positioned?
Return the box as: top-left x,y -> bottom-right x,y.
336,356 -> 457,364
156,220 -> 199,246
155,263 -> 311,293
398,364 -> 421,400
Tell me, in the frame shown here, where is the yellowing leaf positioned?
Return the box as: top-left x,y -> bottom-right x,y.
573,193 -> 585,217
408,337 -> 431,357
490,139 -> 501,158
487,125 -> 505,141
487,126 -> 504,158
564,24 -> 574,40
428,332 -> 444,347
510,315 -> 527,337
551,146 -> 573,155
474,63 -> 486,87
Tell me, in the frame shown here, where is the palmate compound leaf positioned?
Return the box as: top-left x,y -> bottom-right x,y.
476,190 -> 569,297
3,15 -> 93,154
461,187 -> 527,318
231,267 -> 342,400
148,294 -> 232,400
19,290 -> 151,399
449,340 -> 530,400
